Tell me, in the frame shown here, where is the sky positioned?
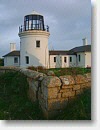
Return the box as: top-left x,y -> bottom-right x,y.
0,0 -> 91,58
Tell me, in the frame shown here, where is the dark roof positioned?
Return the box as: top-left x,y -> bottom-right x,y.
3,45 -> 91,57
3,51 -> 20,57
68,45 -> 91,54
49,50 -> 69,55
49,45 -> 91,55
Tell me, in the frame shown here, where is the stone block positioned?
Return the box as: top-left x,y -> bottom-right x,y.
80,83 -> 87,89
41,86 -> 48,97
73,85 -> 80,90
39,98 -> 47,109
80,82 -> 91,89
60,75 -> 75,86
27,78 -> 39,91
31,80 -> 39,91
21,68 -> 46,79
75,75 -> 87,84
62,85 -> 73,89
85,82 -> 91,87
57,93 -> 62,98
41,86 -> 58,99
62,91 -> 75,98
38,91 -> 44,100
48,87 -> 58,99
60,88 -> 72,93
47,71 -> 55,76
41,76 -> 61,88
28,86 -> 37,102
84,73 -> 91,82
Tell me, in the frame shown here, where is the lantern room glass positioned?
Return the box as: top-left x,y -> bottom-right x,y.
24,15 -> 45,31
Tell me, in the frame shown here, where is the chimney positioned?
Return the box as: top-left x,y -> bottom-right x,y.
10,43 -> 16,52
82,38 -> 88,46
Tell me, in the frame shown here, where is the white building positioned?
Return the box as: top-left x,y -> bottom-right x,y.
3,43 -> 20,67
68,38 -> 91,68
3,11 -> 91,68
49,43 -> 91,68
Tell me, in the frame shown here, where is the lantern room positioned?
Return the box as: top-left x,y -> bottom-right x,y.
19,10 -> 49,32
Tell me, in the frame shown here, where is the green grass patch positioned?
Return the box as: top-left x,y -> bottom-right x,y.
28,66 -> 91,77
0,71 -> 44,120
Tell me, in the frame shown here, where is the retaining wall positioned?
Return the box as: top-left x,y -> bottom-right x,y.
0,67 -> 91,119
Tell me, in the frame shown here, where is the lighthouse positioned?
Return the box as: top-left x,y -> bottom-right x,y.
18,10 -> 50,68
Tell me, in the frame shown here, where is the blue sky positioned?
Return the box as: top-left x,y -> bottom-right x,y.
0,0 -> 91,58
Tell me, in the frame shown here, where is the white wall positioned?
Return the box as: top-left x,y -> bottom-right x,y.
56,55 -> 62,68
4,56 -> 20,67
69,55 -> 77,67
85,52 -> 91,67
49,55 -> 69,68
77,52 -> 85,67
76,52 -> 91,68
19,31 -> 50,68
61,55 -> 69,68
49,55 -> 56,68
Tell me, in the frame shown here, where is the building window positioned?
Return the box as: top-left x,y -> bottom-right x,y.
54,57 -> 56,62
64,57 -> 67,63
14,57 -> 18,63
79,55 -> 81,62
70,57 -> 72,62
26,56 -> 29,64
36,40 -> 40,47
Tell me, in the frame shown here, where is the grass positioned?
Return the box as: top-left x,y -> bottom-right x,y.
0,71 -> 91,120
28,66 -> 91,77
0,71 -> 44,120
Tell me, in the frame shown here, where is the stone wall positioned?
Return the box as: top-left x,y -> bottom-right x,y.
0,67 -> 91,119
38,73 -> 91,119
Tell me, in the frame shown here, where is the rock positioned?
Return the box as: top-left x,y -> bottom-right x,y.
60,75 -> 75,86
84,73 -> 91,82
41,76 -> 61,88
73,85 -> 80,90
20,68 -> 46,79
60,88 -> 72,93
62,91 -> 75,98
75,75 -> 87,84
47,71 -> 55,76
48,87 -> 58,99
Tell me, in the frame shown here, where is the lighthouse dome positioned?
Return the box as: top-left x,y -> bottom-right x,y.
26,10 -> 43,16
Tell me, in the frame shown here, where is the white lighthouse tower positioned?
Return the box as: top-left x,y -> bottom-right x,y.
18,10 -> 50,68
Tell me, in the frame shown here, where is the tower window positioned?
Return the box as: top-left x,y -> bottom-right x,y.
70,57 -> 72,62
54,57 -> 56,62
64,57 -> 67,63
26,56 -> 29,64
36,40 -> 40,47
79,55 -> 81,62
14,57 -> 18,63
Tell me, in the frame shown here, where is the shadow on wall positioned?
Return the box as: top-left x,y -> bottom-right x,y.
22,52 -> 43,67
